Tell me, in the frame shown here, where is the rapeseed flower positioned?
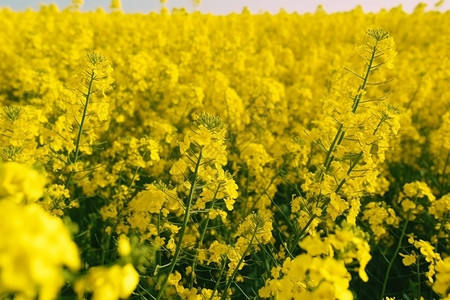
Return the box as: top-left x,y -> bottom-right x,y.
74,263 -> 139,300
0,200 -> 80,299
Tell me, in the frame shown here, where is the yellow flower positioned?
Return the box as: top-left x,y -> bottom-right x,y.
118,234 -> 131,256
74,263 -> 139,300
168,271 -> 181,286
71,0 -> 83,10
0,162 -> 46,204
399,252 -> 417,266
0,200 -> 80,300
207,241 -> 228,264
166,237 -> 176,252
433,257 -> 450,298
128,184 -> 167,214
401,198 -> 416,212
299,235 -> 331,257
110,0 -> 121,10
429,194 -> 450,219
403,181 -> 436,202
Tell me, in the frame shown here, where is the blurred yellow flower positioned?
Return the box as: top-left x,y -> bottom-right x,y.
74,263 -> 139,300
0,200 -> 80,299
118,234 -> 131,256
0,162 -> 46,204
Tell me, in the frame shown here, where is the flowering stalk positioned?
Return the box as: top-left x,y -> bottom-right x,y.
156,149 -> 203,300
380,210 -> 411,299
190,183 -> 222,288
65,52 -> 111,188
65,71 -> 95,188
290,29 -> 392,254
209,257 -> 227,300
417,256 -> 421,299
323,35 -> 379,174
220,221 -> 260,300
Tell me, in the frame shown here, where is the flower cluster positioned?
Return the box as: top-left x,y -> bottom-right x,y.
0,162 -> 80,300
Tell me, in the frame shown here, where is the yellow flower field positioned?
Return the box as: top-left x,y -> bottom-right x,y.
0,1 -> 449,299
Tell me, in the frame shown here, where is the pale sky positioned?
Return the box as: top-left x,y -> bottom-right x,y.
0,0 -> 448,14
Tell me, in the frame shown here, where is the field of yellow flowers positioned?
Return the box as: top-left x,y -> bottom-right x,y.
0,1 -> 449,299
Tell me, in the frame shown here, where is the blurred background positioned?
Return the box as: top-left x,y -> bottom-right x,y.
0,0 -> 448,14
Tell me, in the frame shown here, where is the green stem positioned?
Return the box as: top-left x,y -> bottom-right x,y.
290,213 -> 317,253
323,41 -> 378,175
434,212 -> 448,252
247,173 -> 278,216
198,185 -> 221,245
334,151 -> 363,194
65,71 -> 95,188
373,115 -> 387,136
291,150 -> 363,253
417,255 -> 421,299
353,41 -> 378,113
323,124 -> 344,171
101,213 -> 122,265
157,211 -> 162,267
380,211 -> 411,300
190,184 -> 221,288
209,257 -> 227,300
220,224 -> 259,300
155,150 -> 203,300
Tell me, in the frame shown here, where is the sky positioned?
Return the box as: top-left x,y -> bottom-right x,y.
0,0 -> 448,14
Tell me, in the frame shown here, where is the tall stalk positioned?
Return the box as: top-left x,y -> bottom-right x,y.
380,211 -> 411,299
65,71 -> 95,188
190,184 -> 221,288
220,222 -> 259,300
156,150 -> 203,300
290,39 -> 380,254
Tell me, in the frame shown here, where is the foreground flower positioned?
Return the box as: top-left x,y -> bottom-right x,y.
74,263 -> 139,300
0,200 -> 80,299
433,257 -> 450,299
0,162 -> 46,204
